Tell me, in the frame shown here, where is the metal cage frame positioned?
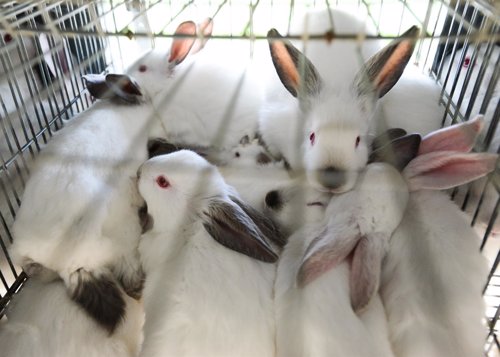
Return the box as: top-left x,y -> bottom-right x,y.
0,0 -> 498,355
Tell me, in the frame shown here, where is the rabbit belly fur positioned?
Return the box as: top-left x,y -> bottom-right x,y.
381,191 -> 488,357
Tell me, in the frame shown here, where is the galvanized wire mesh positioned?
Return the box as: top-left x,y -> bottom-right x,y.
0,0 -> 498,354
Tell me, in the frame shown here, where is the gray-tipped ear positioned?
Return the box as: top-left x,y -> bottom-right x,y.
83,73 -> 142,104
68,268 -> 125,334
356,26 -> 419,99
229,195 -> 286,247
349,233 -> 386,313
267,28 -> 322,101
203,199 -> 279,263
371,128 -> 407,152
297,228 -> 361,288
368,133 -> 421,171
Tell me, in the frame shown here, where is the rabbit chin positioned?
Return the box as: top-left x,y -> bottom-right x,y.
307,170 -> 358,194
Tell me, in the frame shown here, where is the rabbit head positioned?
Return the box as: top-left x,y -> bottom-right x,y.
266,26 -> 419,193
137,149 -> 225,231
137,150 -> 282,263
126,18 -> 213,100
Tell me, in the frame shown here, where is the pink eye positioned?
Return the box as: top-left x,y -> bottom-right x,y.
463,57 -> 471,68
309,132 -> 316,145
139,64 -> 147,72
156,175 -> 170,189
355,136 -> 361,148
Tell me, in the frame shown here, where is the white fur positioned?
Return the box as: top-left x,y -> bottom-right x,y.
0,272 -> 144,357
128,30 -> 264,150
137,150 -> 276,357
259,9 -> 396,193
378,65 -> 445,136
10,99 -> 151,287
381,190 -> 489,357
217,138 -> 293,210
272,163 -> 406,357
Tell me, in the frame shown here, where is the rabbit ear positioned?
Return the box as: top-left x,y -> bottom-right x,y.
371,128 -> 407,152
418,115 -> 485,155
349,233 -> 386,313
369,133 -> 421,170
297,227 -> 361,288
190,17 -> 213,55
203,198 -> 279,262
83,73 -> 142,103
168,20 -> 197,64
267,28 -> 322,100
356,26 -> 419,99
229,195 -> 286,247
403,151 -> 498,191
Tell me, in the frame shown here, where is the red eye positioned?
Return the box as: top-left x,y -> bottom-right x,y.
3,34 -> 12,43
139,64 -> 147,72
156,175 -> 170,189
309,132 -> 316,145
355,136 -> 361,148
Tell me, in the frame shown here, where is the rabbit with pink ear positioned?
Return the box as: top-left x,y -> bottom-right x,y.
379,116 -> 494,357
264,162 -> 407,357
127,18 -> 265,150
300,115 -> 495,357
9,20 -> 204,334
260,24 -> 419,194
136,150 -> 284,357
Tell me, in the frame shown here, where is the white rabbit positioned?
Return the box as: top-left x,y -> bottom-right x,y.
266,162 -> 408,357
127,18 -> 264,150
136,150 -> 284,357
378,116 -> 496,357
259,19 -> 419,193
0,267 -> 144,357
146,134 -> 293,213
9,21 -> 203,333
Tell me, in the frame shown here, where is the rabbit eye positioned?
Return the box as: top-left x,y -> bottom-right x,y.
234,152 -> 240,158
355,136 -> 361,148
309,132 -> 316,145
139,64 -> 147,72
156,175 -> 170,189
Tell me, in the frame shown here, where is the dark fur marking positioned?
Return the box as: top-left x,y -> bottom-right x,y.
257,152 -> 272,165
70,269 -> 126,334
203,199 -> 278,263
265,190 -> 284,211
371,128 -> 407,151
369,133 -> 421,171
230,195 -> 286,247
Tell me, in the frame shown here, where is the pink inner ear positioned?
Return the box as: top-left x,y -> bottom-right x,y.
418,115 -> 484,155
404,151 -> 497,191
297,230 -> 361,288
350,234 -> 384,313
271,40 -> 300,93
168,21 -> 197,65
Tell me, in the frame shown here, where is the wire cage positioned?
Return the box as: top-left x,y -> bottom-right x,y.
0,0 -> 498,355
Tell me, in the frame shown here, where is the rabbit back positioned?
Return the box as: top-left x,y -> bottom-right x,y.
0,277 -> 144,357
381,190 -> 488,357
139,224 -> 276,357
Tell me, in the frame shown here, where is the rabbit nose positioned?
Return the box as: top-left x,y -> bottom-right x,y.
317,167 -> 346,190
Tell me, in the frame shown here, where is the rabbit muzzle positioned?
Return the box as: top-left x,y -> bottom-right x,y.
315,166 -> 352,193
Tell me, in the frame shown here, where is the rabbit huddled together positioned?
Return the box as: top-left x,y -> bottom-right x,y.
1,8 -> 497,357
